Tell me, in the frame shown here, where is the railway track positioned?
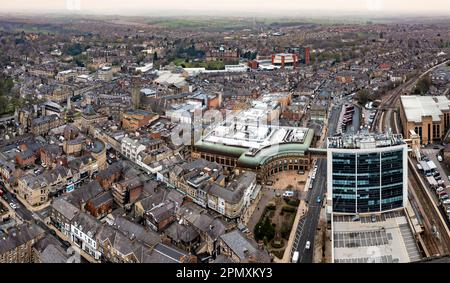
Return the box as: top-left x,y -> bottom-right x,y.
373,59 -> 450,133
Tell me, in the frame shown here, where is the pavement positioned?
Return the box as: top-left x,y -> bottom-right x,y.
1,188 -> 34,222
0,181 -> 92,263
47,223 -> 98,263
247,187 -> 275,233
294,102 -> 342,263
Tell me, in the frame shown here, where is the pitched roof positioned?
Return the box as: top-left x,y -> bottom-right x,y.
0,223 -> 45,254
165,222 -> 199,243
220,229 -> 271,263
52,197 -> 80,221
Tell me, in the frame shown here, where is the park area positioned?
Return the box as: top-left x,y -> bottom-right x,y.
253,195 -> 300,259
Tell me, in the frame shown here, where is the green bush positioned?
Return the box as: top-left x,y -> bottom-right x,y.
266,205 -> 276,211
254,217 -> 275,242
286,199 -> 300,207
282,206 -> 296,213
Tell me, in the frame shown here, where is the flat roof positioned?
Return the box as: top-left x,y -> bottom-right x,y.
328,132 -> 405,149
332,210 -> 422,263
401,95 -> 450,123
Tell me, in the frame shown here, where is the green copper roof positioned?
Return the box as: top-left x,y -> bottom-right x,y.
194,141 -> 248,158
195,128 -> 315,169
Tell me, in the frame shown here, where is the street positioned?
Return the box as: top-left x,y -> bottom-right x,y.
0,181 -> 88,262
295,102 -> 342,263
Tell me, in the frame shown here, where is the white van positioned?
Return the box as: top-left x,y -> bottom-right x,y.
283,191 -> 294,198
291,251 -> 299,263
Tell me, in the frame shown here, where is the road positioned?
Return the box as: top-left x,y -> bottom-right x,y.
0,181 -> 88,262
296,102 -> 342,263
0,185 -> 34,222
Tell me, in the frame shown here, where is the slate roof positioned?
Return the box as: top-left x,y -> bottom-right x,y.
0,223 -> 45,254
52,197 -> 80,221
220,230 -> 271,263
165,222 -> 199,243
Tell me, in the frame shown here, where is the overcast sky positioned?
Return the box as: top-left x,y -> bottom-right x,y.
1,0 -> 449,16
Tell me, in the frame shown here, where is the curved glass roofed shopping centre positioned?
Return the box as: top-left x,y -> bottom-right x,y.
196,130 -> 314,169
195,93 -> 315,170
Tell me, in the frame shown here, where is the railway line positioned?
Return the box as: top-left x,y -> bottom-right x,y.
373,59 -> 450,133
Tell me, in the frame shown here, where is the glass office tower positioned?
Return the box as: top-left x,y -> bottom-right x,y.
327,133 -> 407,214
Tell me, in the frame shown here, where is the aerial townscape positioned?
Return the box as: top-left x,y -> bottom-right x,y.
0,0 -> 450,266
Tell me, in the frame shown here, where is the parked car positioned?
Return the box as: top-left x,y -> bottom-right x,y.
440,194 -> 449,200
442,199 -> 450,205
436,187 -> 444,193
292,251 -> 299,263
283,191 -> 294,198
305,241 -> 311,250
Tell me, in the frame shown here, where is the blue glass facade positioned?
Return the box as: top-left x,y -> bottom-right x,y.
331,148 -> 404,213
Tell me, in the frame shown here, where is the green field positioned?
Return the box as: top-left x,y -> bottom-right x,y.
171,58 -> 228,70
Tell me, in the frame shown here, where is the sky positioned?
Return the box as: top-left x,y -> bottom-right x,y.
0,0 -> 449,16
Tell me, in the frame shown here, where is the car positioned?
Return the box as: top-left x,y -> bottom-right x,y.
9,203 -> 18,210
440,194 -> 449,200
371,215 -> 377,222
434,145 -> 440,150
283,191 -> 294,198
305,241 -> 311,250
435,176 -> 442,181
436,187 -> 444,193
316,196 -> 321,203
291,251 -> 299,263
443,199 -> 450,205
